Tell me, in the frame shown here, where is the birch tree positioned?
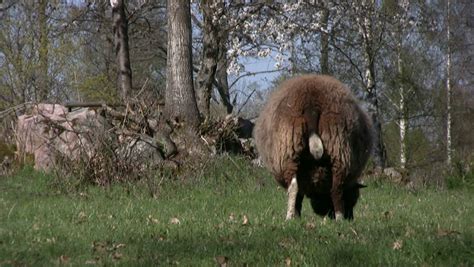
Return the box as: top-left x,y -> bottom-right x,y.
319,1 -> 330,74
354,0 -> 387,170
447,0 -> 474,164
391,0 -> 412,169
397,48 -> 407,169
445,0 -> 453,167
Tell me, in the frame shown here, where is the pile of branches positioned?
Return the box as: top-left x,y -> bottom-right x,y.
199,115 -> 256,158
14,98 -> 256,186
53,99 -> 178,186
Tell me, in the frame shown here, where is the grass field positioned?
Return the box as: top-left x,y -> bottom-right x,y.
1,156 -> 473,266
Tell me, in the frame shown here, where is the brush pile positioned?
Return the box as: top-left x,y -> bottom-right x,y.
14,101 -> 255,184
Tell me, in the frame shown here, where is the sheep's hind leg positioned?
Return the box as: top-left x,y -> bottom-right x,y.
295,193 -> 304,217
331,179 -> 345,221
286,177 -> 299,220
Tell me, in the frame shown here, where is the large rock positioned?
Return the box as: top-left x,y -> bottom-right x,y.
54,107 -> 108,160
16,104 -> 167,172
16,104 -> 69,170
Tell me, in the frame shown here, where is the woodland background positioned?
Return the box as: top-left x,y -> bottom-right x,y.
1,1 -> 474,265
0,0 -> 473,182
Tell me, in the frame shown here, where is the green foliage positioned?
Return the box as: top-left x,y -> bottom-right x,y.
383,122 -> 401,167
1,157 -> 473,266
76,74 -> 119,103
0,142 -> 15,161
405,128 -> 432,166
381,0 -> 402,16
445,161 -> 474,190
383,122 -> 432,169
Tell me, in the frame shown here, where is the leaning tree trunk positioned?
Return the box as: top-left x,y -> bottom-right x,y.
165,0 -> 200,129
365,65 -> 386,171
111,0 -> 132,101
196,0 -> 219,118
37,0 -> 49,101
215,27 -> 233,114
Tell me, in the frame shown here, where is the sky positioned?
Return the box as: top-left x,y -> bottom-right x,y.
236,57 -> 281,89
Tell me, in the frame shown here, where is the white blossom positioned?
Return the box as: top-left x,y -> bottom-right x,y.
110,0 -> 119,8
218,2 -> 325,75
257,48 -> 271,57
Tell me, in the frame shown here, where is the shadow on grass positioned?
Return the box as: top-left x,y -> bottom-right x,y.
118,221 -> 473,266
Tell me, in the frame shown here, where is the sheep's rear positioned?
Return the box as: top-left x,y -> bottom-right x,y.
254,74 -> 373,221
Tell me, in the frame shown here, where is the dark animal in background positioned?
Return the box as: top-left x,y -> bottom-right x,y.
254,75 -> 373,220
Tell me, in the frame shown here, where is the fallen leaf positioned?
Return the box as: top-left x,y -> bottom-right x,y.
305,222 -> 316,230
58,255 -> 69,264
285,257 -> 292,266
92,241 -> 107,254
112,252 -> 123,260
78,211 -> 87,219
229,213 -> 236,222
242,215 -> 249,226
278,238 -> 294,249
77,211 -> 87,223
114,243 -> 126,249
147,215 -> 159,225
170,217 -> 181,225
392,239 -> 403,250
350,227 -> 358,236
215,255 -> 229,267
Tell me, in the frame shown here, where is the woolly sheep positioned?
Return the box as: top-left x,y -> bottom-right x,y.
254,75 -> 373,220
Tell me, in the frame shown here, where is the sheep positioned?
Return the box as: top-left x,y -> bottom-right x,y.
253,75 -> 373,221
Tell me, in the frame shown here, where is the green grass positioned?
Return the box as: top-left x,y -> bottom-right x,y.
1,156 -> 473,266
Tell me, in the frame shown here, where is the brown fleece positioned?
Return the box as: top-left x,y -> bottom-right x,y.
254,74 -> 373,219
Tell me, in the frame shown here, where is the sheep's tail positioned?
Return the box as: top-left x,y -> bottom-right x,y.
309,132 -> 324,159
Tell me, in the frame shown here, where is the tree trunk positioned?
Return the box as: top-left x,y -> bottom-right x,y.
196,1 -> 219,118
111,0 -> 132,102
366,74 -> 386,171
37,0 -> 49,101
360,5 -> 386,170
398,42 -> 407,169
446,0 -> 453,167
165,0 -> 200,129
320,4 -> 330,75
215,28 -> 233,114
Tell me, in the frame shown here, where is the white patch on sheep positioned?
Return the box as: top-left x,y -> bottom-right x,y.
286,177 -> 299,220
309,133 -> 324,160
